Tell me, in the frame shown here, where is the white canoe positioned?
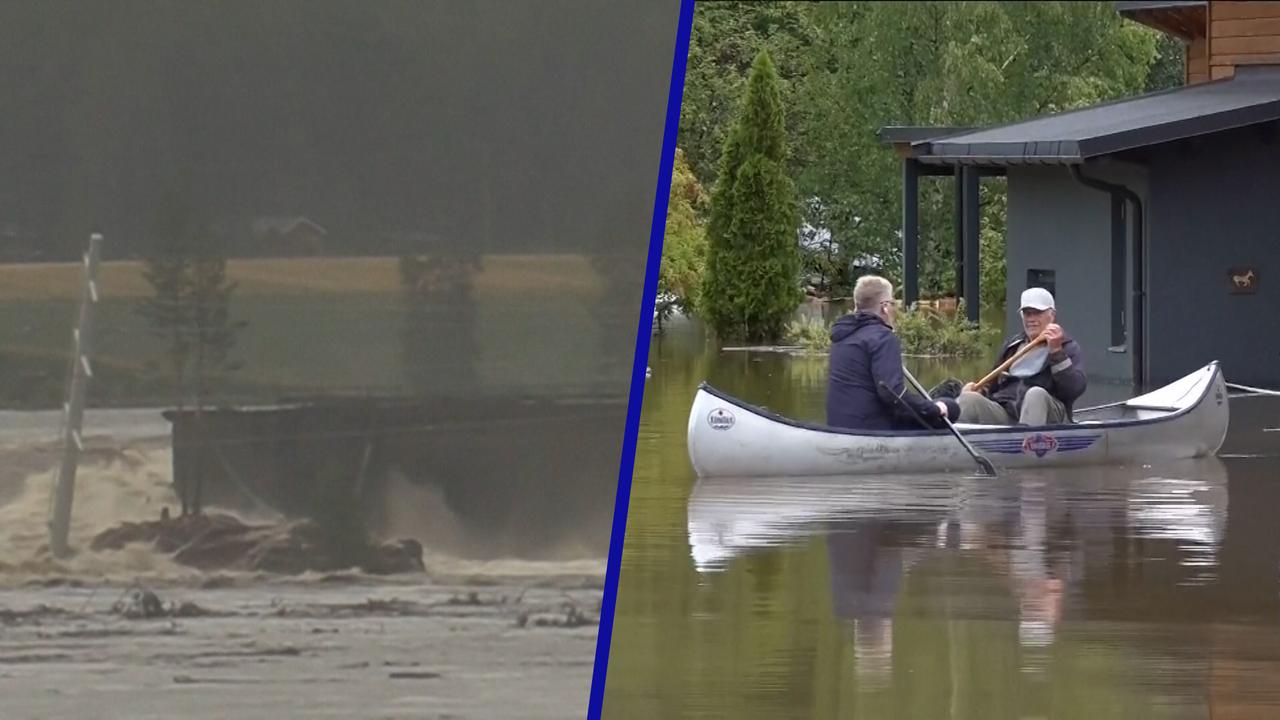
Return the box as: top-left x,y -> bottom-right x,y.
687,361 -> 1230,478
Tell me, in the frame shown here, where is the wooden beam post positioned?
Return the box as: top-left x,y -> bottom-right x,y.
962,167 -> 981,323
902,159 -> 920,306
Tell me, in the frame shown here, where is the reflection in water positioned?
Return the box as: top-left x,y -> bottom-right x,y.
689,458 -> 1229,689
606,317 -> 1280,719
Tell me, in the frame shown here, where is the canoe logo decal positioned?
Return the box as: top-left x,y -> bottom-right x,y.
1022,434 -> 1058,457
973,433 -> 1100,457
707,408 -> 736,431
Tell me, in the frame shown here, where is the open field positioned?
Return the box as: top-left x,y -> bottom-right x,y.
0,254 -> 612,301
0,255 -> 637,409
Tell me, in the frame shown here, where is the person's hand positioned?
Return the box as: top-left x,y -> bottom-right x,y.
935,400 -> 949,418
1041,323 -> 1064,353
961,382 -> 976,393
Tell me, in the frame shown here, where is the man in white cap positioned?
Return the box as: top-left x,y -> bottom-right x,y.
957,286 -> 1087,425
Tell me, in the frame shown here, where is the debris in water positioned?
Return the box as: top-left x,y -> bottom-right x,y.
518,601 -> 596,629
389,671 -> 442,680
90,513 -> 425,575
446,591 -> 509,606
110,588 -> 215,620
0,605 -> 72,626
113,589 -> 165,619
173,674 -> 271,685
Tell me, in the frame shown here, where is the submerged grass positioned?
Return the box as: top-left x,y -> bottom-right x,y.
785,305 -> 999,358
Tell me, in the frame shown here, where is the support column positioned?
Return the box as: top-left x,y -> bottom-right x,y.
902,159 -> 919,306
954,166 -> 964,300
962,166 -> 981,323
1110,195 -> 1127,349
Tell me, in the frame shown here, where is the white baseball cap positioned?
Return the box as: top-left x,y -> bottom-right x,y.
1020,287 -> 1055,311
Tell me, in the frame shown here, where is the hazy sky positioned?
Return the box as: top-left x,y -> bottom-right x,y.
0,1 -> 681,260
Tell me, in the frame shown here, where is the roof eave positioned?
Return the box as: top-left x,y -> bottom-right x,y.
916,155 -> 1083,167
916,140 -> 1085,166
876,125 -> 978,145
1116,1 -> 1206,41
1114,0 -> 1205,13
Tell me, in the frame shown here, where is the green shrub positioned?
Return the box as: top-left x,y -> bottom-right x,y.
895,306 -> 999,357
787,306 -> 998,357
658,148 -> 708,331
784,314 -> 829,352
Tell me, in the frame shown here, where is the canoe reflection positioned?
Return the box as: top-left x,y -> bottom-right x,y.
687,458 -> 1229,680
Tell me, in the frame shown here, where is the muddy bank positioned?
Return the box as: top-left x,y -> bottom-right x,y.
90,512 -> 424,575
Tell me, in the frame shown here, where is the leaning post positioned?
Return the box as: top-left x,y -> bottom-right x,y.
48,232 -> 103,558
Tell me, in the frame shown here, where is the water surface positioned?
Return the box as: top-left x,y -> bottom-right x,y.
605,317 -> 1280,719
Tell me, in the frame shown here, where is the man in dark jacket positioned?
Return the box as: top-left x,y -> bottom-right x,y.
826,276 -> 959,431
958,287 -> 1087,425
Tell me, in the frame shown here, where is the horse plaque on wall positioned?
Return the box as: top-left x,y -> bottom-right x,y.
1228,267 -> 1258,295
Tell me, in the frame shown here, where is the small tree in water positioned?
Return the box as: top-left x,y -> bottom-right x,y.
656,148 -> 708,332
701,49 -> 801,343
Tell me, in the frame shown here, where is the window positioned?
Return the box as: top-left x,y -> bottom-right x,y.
1027,268 -> 1056,297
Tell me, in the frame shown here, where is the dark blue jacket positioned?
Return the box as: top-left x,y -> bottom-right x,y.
826,311 -> 944,431
986,331 -> 1088,421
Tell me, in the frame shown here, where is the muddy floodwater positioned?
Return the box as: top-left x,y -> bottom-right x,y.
604,318 -> 1280,719
0,581 -> 599,720
0,413 -> 608,720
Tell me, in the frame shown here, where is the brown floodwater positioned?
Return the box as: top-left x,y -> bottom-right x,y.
604,317 -> 1280,720
0,409 -> 612,719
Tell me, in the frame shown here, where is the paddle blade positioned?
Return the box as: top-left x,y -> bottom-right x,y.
1007,344 -> 1051,378
975,456 -> 998,477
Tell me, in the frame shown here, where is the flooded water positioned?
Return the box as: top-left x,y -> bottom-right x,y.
0,580 -> 600,720
604,316 -> 1280,719
0,408 -> 611,719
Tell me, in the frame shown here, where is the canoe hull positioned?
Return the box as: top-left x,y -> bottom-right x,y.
687,363 -> 1229,478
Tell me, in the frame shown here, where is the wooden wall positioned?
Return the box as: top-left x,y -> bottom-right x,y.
1209,1 -> 1280,80
1188,35 -> 1209,84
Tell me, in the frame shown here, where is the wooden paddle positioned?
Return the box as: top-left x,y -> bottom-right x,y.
971,333 -> 1049,393
900,366 -> 997,477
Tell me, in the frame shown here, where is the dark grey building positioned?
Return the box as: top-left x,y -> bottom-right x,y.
882,65 -> 1280,389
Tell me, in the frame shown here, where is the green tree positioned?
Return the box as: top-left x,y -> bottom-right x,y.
136,257 -> 192,401
397,253 -> 481,396
137,249 -> 244,517
798,1 -> 1161,301
137,254 -> 244,410
701,50 -> 802,344
657,148 -> 708,331
1145,32 -> 1186,92
679,2 -> 819,188
185,256 -> 245,406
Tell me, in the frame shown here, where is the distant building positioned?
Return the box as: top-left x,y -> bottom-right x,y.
881,1 -> 1280,387
250,216 -> 328,256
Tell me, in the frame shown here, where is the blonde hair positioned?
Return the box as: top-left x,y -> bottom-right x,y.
854,275 -> 894,311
